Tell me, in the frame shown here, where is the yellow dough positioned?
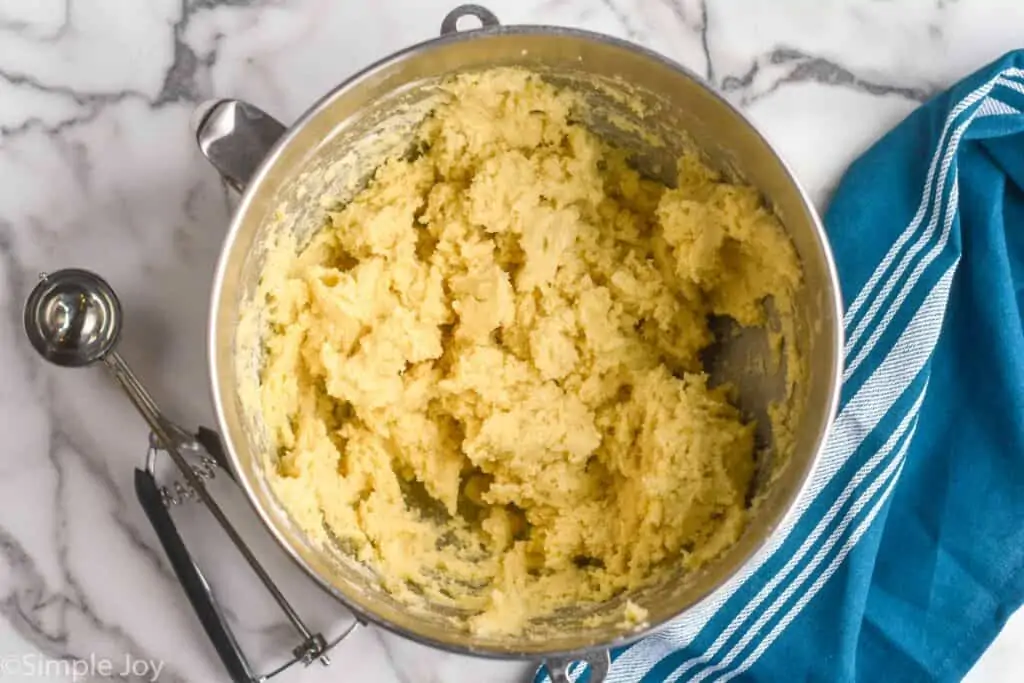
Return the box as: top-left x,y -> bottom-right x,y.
256,69 -> 802,635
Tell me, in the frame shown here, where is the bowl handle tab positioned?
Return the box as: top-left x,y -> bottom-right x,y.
541,650 -> 611,683
190,99 -> 285,194
440,4 -> 500,35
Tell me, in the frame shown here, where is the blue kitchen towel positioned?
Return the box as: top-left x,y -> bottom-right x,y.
537,50 -> 1024,683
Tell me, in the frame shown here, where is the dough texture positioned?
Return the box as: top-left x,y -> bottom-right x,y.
256,69 -> 801,635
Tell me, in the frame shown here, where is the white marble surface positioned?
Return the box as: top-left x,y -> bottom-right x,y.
1,0 -> 1023,681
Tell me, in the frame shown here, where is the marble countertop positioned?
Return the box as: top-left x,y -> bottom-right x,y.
1,0 -> 1023,681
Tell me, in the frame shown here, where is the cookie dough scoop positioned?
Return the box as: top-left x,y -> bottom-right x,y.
23,268 -> 345,682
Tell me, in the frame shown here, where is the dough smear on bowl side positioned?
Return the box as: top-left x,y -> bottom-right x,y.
254,68 -> 803,636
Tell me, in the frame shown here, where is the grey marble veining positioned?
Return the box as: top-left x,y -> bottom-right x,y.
1,1 -> 1022,681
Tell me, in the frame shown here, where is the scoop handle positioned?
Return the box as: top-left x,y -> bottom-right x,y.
134,468 -> 255,683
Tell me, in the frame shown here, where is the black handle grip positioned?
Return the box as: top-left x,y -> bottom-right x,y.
134,468 -> 254,683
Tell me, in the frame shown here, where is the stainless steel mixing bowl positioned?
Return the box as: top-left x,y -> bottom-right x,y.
194,5 -> 843,680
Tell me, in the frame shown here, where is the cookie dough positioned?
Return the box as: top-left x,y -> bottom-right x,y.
256,69 -> 801,635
